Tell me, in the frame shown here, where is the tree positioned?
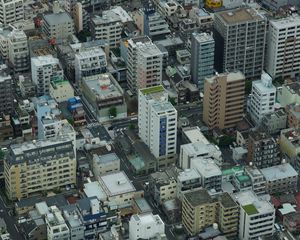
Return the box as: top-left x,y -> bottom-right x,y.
245,79 -> 252,95
77,30 -> 91,42
109,107 -> 117,118
128,123 -> 136,130
169,97 -> 176,106
67,118 -> 74,126
0,150 -> 4,160
218,135 -> 235,147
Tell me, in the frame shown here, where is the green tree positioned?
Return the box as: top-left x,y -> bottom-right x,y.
219,135 -> 235,147
109,107 -> 117,118
245,80 -> 252,95
169,97 -> 176,106
77,30 -> 91,42
0,150 -> 4,160
67,118 -> 74,126
129,123 -> 136,130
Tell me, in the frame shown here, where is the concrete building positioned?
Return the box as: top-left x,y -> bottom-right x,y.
62,205 -> 84,240
279,128 -> 300,161
90,10 -> 122,48
247,131 -> 281,168
42,12 -> 74,42
81,73 -> 127,122
218,192 -> 239,239
74,45 -> 107,84
0,65 -> 13,115
191,32 -> 214,90
45,206 -> 70,240
182,189 -> 218,236
129,213 -> 165,240
277,82 -> 300,107
203,72 -> 245,129
138,86 -> 177,168
31,55 -> 64,96
127,36 -> 163,95
176,169 -> 201,201
235,191 -> 275,240
247,72 -> 276,125
0,0 -> 23,26
92,153 -> 120,177
244,165 -> 266,196
261,108 -> 287,134
261,163 -> 298,194
8,29 -> 29,72
283,212 -> 300,233
49,77 -> 74,103
191,157 -> 222,192
265,14 -> 300,79
0,114 -> 13,142
214,8 -> 267,79
286,103 -> 300,128
4,136 -> 76,200
262,0 -> 299,10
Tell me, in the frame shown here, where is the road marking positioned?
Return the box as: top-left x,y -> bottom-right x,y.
169,228 -> 175,238
14,224 -> 19,233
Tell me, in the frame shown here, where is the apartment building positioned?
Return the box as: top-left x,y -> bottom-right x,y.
280,128 -> 300,163
31,55 -> 64,96
46,206 -> 70,240
261,109 -> 287,134
218,192 -> 239,239
127,36 -> 163,94
191,32 -> 214,90
265,14 -> 300,79
203,71 -> 245,129
176,169 -> 201,201
0,0 -> 23,25
4,137 -> 76,200
247,131 -> 281,169
261,163 -> 298,194
42,12 -> 74,42
0,65 -> 13,115
49,77 -> 74,103
7,29 -> 29,72
0,114 -> 13,142
81,73 -> 127,122
277,81 -> 300,107
90,10 -> 122,48
244,165 -> 266,195
182,189 -> 218,235
139,86 -> 177,167
92,153 -> 120,177
214,8 -> 267,79
235,191 -> 275,240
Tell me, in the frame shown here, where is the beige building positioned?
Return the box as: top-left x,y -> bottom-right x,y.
4,137 -> 76,200
279,128 -> 300,160
49,77 -> 74,103
219,192 -> 239,239
203,72 -> 245,129
286,103 -> 300,128
182,189 -> 218,236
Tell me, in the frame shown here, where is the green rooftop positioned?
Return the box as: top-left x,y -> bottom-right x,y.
242,204 -> 258,215
140,85 -> 164,95
236,174 -> 251,183
222,166 -> 244,176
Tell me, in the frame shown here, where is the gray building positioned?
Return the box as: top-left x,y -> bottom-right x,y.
0,65 -> 13,115
214,7 -> 267,80
261,108 -> 287,134
62,205 -> 85,240
262,0 -> 299,10
191,32 -> 214,90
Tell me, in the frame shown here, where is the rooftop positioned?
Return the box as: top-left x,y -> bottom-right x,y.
184,189 -> 213,207
236,174 -> 251,183
99,171 -> 136,196
43,12 -> 73,25
182,126 -> 209,144
192,32 -> 214,43
140,85 -> 164,95
217,8 -> 264,25
191,157 -> 222,178
222,166 -> 244,176
219,192 -> 238,209
152,101 -> 176,114
242,204 -> 258,215
93,152 -> 120,165
177,169 -> 200,182
260,163 -> 298,181
131,213 -> 164,226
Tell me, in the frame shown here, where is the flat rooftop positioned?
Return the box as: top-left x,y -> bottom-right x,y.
219,192 -> 238,209
152,101 -> 176,113
184,189 -> 213,207
182,126 -> 209,144
99,171 -> 136,196
177,169 -> 200,182
94,153 -> 120,165
218,8 -> 264,24
43,12 -> 73,25
191,157 -> 221,178
261,163 -> 298,181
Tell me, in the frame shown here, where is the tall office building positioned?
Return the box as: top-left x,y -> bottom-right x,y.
4,136 -> 76,200
127,36 -> 163,95
265,14 -> 300,79
247,72 -> 276,125
138,85 -> 177,168
203,71 -> 245,129
191,32 -> 215,90
31,55 -> 64,96
0,0 -> 23,26
214,8 -> 267,79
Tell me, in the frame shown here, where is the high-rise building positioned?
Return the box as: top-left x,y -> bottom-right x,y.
0,0 -> 23,26
0,65 -> 13,115
247,72 -> 276,125
191,32 -> 215,90
4,136 -> 76,200
235,191 -> 275,240
247,131 -> 281,168
138,86 -> 177,168
203,71 -> 245,129
127,36 -> 163,95
214,8 -> 267,79
265,14 -> 300,79
31,55 -> 63,96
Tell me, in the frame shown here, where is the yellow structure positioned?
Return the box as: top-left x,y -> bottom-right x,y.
205,0 -> 222,8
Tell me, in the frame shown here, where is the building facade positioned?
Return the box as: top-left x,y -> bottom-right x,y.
0,65 -> 13,115
0,0 -> 23,25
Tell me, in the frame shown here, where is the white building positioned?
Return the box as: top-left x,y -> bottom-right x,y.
0,0 -> 23,26
49,78 -> 74,103
74,45 -> 107,83
235,191 -> 275,240
247,72 -> 276,125
176,169 -> 201,200
129,213 -> 165,240
191,157 -> 222,192
7,29 -> 29,72
92,153 -> 120,177
139,86 -> 177,167
45,206 -> 70,240
127,36 -> 163,94
31,55 -> 63,96
265,14 -> 300,79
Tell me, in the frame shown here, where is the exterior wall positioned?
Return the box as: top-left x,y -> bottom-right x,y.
49,81 -> 74,103
0,0 -> 24,25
